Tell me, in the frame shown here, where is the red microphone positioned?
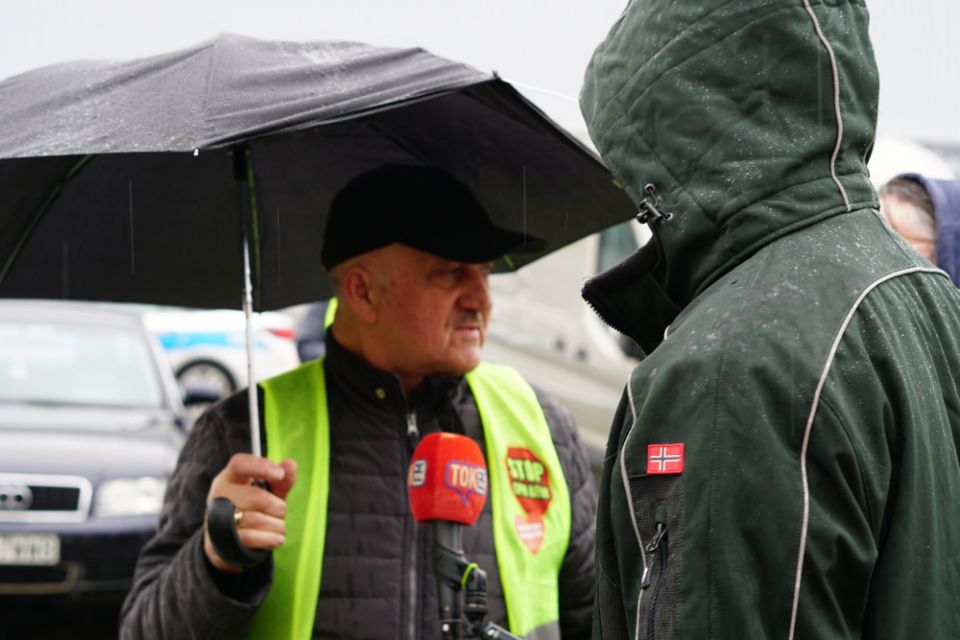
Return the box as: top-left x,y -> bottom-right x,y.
408,432 -> 488,525
408,433 -> 489,637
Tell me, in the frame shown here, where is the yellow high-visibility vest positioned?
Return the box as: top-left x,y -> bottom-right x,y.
249,359 -> 569,639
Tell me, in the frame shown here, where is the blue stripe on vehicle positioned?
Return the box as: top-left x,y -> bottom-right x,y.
156,332 -> 268,351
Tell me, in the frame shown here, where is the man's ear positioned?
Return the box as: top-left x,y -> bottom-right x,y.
339,266 -> 379,324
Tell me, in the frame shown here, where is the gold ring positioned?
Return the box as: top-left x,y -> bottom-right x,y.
233,509 -> 244,527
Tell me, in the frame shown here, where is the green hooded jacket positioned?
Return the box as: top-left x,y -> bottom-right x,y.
580,1 -> 960,638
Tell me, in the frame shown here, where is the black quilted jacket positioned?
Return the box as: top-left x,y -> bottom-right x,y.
120,336 -> 596,639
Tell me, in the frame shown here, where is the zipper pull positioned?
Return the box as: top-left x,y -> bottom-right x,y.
406,411 -> 420,449
646,503 -> 668,553
636,183 -> 674,225
640,564 -> 652,590
646,523 -> 667,553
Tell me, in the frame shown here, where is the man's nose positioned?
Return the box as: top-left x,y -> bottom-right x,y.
459,265 -> 492,311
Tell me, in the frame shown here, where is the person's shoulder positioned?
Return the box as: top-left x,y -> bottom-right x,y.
526,381 -> 573,423
205,387 -> 253,426
506,367 -> 580,446
185,388 -> 255,456
470,362 -> 578,440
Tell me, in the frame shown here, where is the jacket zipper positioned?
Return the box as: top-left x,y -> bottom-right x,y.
645,504 -> 669,640
405,410 -> 420,640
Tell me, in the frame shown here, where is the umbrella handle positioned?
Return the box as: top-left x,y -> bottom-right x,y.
206,496 -> 269,569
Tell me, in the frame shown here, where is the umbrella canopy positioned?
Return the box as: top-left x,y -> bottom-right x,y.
0,33 -> 634,311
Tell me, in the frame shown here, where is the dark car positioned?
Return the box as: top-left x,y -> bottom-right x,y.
0,300 -> 188,601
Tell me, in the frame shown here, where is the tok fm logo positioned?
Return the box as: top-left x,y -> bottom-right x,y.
444,461 -> 488,504
506,447 -> 552,554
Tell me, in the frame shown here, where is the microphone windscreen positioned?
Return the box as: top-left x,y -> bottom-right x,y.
408,432 -> 488,525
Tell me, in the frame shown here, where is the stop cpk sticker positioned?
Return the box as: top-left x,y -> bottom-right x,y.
505,447 -> 552,554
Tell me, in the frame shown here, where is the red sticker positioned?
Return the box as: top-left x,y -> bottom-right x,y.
506,448 -> 552,554
646,443 -> 684,475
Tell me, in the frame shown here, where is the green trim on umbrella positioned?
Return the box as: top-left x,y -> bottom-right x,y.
243,148 -> 263,311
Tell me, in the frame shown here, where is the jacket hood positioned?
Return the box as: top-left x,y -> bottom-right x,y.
580,0 -> 880,339
900,173 -> 960,286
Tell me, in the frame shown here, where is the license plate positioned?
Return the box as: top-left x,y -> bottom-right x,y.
0,534 -> 60,566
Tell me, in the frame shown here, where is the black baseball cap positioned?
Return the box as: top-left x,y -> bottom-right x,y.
321,164 -> 547,269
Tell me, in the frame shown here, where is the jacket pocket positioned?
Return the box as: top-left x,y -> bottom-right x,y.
628,475 -> 682,640
598,565 -> 630,640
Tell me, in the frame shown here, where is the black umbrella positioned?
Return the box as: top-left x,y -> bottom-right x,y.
0,33 -> 635,575
0,31 -> 635,470
0,33 -> 633,311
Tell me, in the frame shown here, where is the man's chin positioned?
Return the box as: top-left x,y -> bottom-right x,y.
446,348 -> 483,376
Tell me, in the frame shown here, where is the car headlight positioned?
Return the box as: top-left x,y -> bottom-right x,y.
94,477 -> 167,517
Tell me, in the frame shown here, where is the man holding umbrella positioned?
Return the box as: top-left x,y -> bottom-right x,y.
120,164 -> 596,639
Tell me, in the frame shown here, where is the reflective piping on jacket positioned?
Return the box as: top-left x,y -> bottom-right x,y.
787,266 -> 947,639
802,0 -> 850,212
626,372 -> 638,424
621,368 -> 647,639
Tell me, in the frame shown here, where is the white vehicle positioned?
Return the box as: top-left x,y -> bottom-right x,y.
141,308 -> 300,401
867,137 -> 956,188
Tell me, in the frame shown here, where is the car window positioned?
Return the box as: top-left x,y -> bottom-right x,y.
0,321 -> 163,409
597,220 -> 640,273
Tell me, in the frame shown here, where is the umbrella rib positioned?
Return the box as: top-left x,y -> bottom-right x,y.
243,149 -> 263,311
0,155 -> 91,286
361,122 -> 429,164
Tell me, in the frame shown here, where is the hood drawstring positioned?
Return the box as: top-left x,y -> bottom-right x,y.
636,183 -> 674,225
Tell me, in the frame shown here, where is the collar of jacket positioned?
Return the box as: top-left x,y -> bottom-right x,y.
582,238 -> 680,357
324,329 -> 463,413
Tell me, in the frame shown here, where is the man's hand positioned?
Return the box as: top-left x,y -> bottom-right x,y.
203,453 -> 297,573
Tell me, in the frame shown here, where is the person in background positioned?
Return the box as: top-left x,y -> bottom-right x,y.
120,164 -> 596,640
579,0 -> 960,638
878,173 -> 960,285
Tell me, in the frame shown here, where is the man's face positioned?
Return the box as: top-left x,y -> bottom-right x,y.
879,193 -> 937,263
373,245 -> 493,380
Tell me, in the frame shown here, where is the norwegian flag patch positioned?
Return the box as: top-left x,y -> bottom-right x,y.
646,443 -> 684,475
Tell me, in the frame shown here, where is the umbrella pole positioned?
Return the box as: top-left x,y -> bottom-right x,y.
205,228 -> 269,571
209,257 -> 271,568
242,235 -> 262,458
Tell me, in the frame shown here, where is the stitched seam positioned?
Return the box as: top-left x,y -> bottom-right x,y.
596,108 -> 720,240
708,346 -> 726,639
817,393 -> 878,538
599,1 -> 789,132
714,170 -> 868,229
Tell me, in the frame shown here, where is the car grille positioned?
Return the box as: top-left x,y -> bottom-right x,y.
0,474 -> 91,523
